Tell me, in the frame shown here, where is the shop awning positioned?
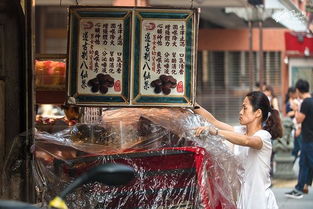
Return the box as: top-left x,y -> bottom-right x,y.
225,0 -> 307,32
271,0 -> 307,32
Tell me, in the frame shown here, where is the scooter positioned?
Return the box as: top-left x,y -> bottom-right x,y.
0,163 -> 135,209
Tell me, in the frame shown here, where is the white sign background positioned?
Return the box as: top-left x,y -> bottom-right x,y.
77,19 -> 124,95
139,20 -> 186,96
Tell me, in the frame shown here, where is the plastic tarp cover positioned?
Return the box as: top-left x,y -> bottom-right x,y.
33,108 -> 244,209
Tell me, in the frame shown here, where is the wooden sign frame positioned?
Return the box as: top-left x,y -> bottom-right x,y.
67,7 -> 199,107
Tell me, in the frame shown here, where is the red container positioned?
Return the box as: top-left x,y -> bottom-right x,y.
54,147 -> 229,209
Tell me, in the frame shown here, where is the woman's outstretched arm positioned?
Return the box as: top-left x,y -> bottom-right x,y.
218,129 -> 263,150
195,126 -> 263,150
194,105 -> 234,131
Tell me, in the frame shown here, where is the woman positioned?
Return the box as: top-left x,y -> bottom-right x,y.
194,91 -> 282,209
263,85 -> 280,111
285,87 -> 297,118
285,87 -> 302,164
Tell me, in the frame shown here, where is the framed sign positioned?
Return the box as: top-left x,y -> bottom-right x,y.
67,7 -> 131,105
67,7 -> 198,107
132,9 -> 198,106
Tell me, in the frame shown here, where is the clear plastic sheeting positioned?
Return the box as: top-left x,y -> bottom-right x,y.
33,108 -> 244,209
1,132 -> 31,201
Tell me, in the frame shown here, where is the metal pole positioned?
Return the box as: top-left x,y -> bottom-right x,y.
25,0 -> 35,203
259,20 -> 264,89
248,21 -> 254,91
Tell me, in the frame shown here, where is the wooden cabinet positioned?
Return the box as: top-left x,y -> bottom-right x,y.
36,90 -> 66,104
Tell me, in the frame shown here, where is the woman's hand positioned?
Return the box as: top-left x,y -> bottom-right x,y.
195,126 -> 208,136
193,105 -> 234,132
195,126 -> 218,136
291,100 -> 299,111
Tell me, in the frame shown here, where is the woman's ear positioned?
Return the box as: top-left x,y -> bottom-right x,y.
255,109 -> 262,119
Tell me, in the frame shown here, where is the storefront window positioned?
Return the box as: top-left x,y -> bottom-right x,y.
35,6 -> 67,54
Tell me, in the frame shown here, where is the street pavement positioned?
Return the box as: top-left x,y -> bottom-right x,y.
272,179 -> 313,209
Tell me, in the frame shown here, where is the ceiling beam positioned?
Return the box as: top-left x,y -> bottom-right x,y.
148,0 -> 249,8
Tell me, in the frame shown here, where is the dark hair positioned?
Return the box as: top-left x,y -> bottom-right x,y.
255,81 -> 267,90
285,87 -> 296,104
61,104 -> 80,120
246,91 -> 283,139
295,79 -> 310,93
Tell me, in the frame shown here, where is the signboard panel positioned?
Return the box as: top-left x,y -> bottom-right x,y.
67,8 -> 131,105
132,9 -> 197,106
67,7 -> 198,106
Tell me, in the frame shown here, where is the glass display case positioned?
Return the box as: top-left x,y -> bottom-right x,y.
35,59 -> 66,90
35,54 -> 67,104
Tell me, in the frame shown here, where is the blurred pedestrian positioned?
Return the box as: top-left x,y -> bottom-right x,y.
285,79 -> 313,199
287,87 -> 313,195
263,85 -> 279,111
285,87 -> 297,118
194,91 -> 282,209
285,87 -> 302,159
255,81 -> 267,91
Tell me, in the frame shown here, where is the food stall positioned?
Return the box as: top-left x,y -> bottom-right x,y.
34,108 -> 243,209
3,5 -> 243,209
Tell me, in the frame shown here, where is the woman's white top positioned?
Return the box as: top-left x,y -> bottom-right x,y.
233,126 -> 278,209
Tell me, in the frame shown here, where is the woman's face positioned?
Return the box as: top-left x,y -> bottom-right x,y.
239,97 -> 259,125
290,92 -> 297,100
263,90 -> 271,97
296,89 -> 304,99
